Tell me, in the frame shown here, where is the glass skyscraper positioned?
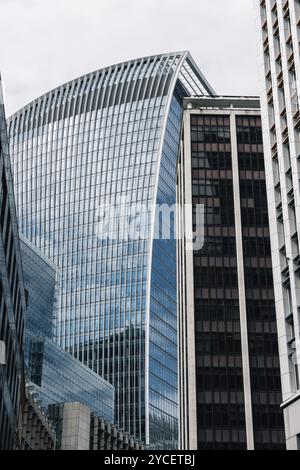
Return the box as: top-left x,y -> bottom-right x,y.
8,52 -> 214,447
20,235 -> 115,423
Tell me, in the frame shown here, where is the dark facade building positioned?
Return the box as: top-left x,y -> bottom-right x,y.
0,77 -> 27,449
8,52 -> 215,448
178,96 -> 285,450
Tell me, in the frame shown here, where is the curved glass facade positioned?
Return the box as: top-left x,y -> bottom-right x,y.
8,52 -> 214,447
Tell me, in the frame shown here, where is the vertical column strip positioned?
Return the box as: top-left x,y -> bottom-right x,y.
230,112 -> 254,450
182,110 -> 198,449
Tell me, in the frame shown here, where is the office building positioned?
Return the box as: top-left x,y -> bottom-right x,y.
8,52 -> 215,447
0,77 -> 27,449
178,96 -> 285,450
20,235 -> 115,422
256,0 -> 300,449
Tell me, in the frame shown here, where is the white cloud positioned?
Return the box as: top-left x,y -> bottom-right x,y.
0,0 -> 259,116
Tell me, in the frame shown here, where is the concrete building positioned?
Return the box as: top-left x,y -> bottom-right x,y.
178,96 -> 285,450
18,383 -> 56,450
0,77 -> 27,449
48,402 -> 144,450
256,0 -> 300,449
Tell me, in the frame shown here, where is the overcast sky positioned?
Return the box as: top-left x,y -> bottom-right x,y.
0,0 -> 259,117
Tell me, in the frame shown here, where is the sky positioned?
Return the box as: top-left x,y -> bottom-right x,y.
0,0 -> 260,117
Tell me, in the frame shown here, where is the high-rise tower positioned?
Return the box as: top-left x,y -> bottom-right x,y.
178,96 -> 285,450
8,52 -> 214,448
